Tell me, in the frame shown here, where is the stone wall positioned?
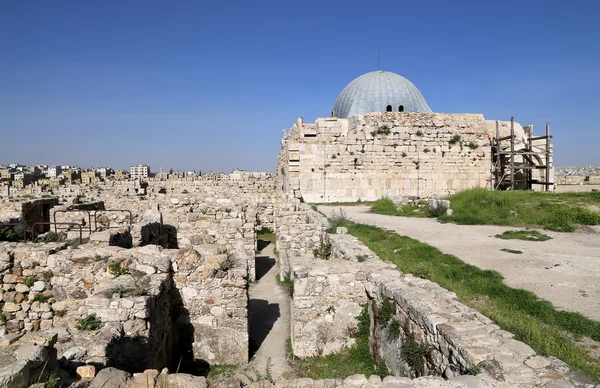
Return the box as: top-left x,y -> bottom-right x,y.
171,247 -> 248,366
0,241 -> 249,370
273,197 -> 586,386
276,113 -> 555,202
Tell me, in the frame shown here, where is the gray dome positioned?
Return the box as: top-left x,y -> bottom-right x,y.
332,70 -> 432,118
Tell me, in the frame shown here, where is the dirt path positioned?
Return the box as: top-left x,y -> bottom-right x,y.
245,244 -> 291,381
319,205 -> 600,322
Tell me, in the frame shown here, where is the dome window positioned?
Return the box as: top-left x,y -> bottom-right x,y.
398,105 -> 404,112
386,105 -> 392,112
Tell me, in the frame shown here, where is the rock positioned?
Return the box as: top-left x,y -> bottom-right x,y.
31,281 -> 46,292
159,373 -> 207,388
524,355 -> 551,369
15,345 -> 48,368
3,274 -> 17,284
62,346 -> 88,362
2,302 -> 20,312
129,369 -> 159,388
0,361 -> 29,388
77,365 -> 96,378
15,284 -> 30,293
211,378 -> 243,388
544,381 -> 576,388
5,319 -> 24,332
0,332 -> 24,346
344,374 -> 368,385
336,227 -> 348,234
89,367 -> 131,388
428,199 -> 450,216
20,331 -> 58,347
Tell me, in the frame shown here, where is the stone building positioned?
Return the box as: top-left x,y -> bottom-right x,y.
277,70 -> 553,202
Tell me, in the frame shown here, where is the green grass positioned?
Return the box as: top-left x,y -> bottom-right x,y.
313,201 -> 374,207
207,364 -> 237,383
290,306 -> 388,379
276,273 -> 294,297
438,188 -> 600,232
332,219 -> 600,382
500,248 -> 523,254
75,313 -> 102,330
371,198 -> 427,218
257,227 -> 276,245
369,189 -> 600,232
495,229 -> 552,241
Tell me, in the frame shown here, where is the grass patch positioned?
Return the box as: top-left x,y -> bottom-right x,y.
371,198 -> 427,218
495,229 -> 551,241
257,227 -> 276,252
75,313 -> 102,331
335,220 -> 600,382
438,188 -> 600,232
276,273 -> 294,297
500,248 -> 523,254
207,364 -> 237,384
290,306 -> 387,379
314,201 -> 374,207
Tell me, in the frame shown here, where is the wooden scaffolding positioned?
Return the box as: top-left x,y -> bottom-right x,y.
491,117 -> 553,191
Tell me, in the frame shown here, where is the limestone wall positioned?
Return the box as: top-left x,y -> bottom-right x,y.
0,241 -> 249,369
273,197 -> 585,386
555,175 -> 600,185
276,113 -> 549,202
171,247 -> 249,365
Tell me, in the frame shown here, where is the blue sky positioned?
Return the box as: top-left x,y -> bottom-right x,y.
1,0 -> 598,173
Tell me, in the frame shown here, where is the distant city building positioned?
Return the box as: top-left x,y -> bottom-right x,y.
130,164 -> 150,180
115,170 -> 130,181
81,171 -> 99,184
48,166 -> 62,179
96,167 -> 114,180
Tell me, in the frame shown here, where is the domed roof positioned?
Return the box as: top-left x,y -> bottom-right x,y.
332,70 -> 432,118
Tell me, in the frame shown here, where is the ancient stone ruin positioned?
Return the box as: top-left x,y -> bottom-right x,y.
0,169 -> 592,388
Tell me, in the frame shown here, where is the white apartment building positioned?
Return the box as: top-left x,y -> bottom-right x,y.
48,166 -> 62,179
130,164 -> 150,179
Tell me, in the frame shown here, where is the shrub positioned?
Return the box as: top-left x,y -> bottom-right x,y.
326,208 -> 349,233
75,314 -> 102,330
415,130 -> 423,137
500,248 -> 523,254
371,198 -> 398,216
379,298 -> 396,326
25,275 -> 38,287
42,270 -> 54,282
276,273 -> 294,297
313,240 -> 332,260
219,255 -> 238,272
54,309 -> 67,317
401,152 -> 407,158
467,141 -> 479,150
449,134 -> 461,145
400,331 -> 430,377
36,231 -> 65,243
108,261 -> 129,277
33,294 -> 50,303
356,254 -> 368,262
68,238 -> 89,249
495,230 -> 551,241
387,317 -> 401,340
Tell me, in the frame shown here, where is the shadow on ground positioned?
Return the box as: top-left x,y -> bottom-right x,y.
255,256 -> 276,281
248,298 -> 280,359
